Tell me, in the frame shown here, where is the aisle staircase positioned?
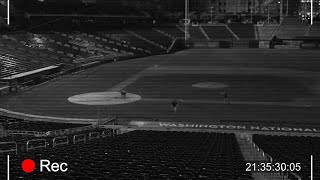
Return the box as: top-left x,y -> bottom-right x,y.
237,134 -> 288,180
226,25 -> 240,40
124,29 -> 167,51
199,26 -> 210,41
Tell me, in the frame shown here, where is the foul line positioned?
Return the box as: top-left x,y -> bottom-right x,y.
311,155 -> 313,180
7,155 -> 9,180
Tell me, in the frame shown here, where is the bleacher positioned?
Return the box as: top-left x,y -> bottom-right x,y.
52,32 -> 135,62
257,24 -> 278,40
0,35 -> 69,79
3,31 -> 138,66
0,115 -> 100,154
274,17 -> 308,39
128,28 -> 173,50
0,116 -> 86,132
228,23 -> 255,39
202,26 -> 235,40
9,0 -> 145,18
92,31 -> 149,57
253,134 -> 320,180
0,130 -> 253,180
0,27 -> 177,79
156,26 -> 185,39
104,29 -> 164,54
188,26 -> 207,41
309,23 -> 320,37
0,1 -> 25,17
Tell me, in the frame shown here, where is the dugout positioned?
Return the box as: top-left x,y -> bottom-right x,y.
295,36 -> 320,49
1,65 -> 63,92
270,36 -> 320,49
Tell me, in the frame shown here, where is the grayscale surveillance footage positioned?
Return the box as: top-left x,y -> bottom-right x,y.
0,0 -> 319,179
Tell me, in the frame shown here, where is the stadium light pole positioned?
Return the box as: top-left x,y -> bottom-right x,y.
235,0 -> 237,14
268,1 -> 270,23
279,0 -> 283,24
210,6 -> 214,23
311,0 -> 314,24
286,0 -> 288,17
184,0 -> 189,47
251,6 -> 253,23
7,0 -> 10,25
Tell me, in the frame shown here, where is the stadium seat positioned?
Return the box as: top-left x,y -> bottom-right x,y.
257,24 -> 278,40
274,17 -> 308,39
0,130 -> 253,180
228,23 -> 255,39
253,134 -> 320,180
309,22 -> 320,36
202,26 -> 235,40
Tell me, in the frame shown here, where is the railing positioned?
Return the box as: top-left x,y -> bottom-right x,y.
152,117 -> 159,122
47,124 -> 98,137
89,132 -> 100,141
52,136 -> 69,147
0,141 -> 18,154
167,38 -> 177,53
73,134 -> 86,144
0,129 -> 8,138
117,116 -> 156,123
101,129 -> 113,137
246,135 -> 302,180
6,130 -> 47,137
288,172 -> 302,180
26,139 -> 47,151
99,116 -> 118,125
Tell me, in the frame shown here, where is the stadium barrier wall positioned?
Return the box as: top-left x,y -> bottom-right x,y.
270,36 -> 320,50
46,124 -> 98,137
191,39 -> 320,49
300,42 -> 320,49
192,40 -> 260,49
259,41 -> 270,48
0,107 -> 109,124
0,86 -> 10,96
6,130 -> 47,137
167,39 -> 186,53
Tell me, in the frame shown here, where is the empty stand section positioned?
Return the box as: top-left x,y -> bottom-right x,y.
202,26 -> 235,40
274,17 -> 308,39
0,116 -> 86,132
0,34 -> 70,79
228,23 -> 255,39
257,24 -> 278,40
309,23 -> 320,36
1,28 -> 175,79
127,28 -> 173,50
0,130 -> 253,180
253,134 -> 320,180
156,26 -> 185,39
189,26 -> 208,41
104,29 -> 164,54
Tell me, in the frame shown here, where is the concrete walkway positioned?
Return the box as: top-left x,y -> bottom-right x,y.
236,134 -> 287,180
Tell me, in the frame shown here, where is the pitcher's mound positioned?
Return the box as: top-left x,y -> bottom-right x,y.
68,92 -> 141,105
192,82 -> 229,90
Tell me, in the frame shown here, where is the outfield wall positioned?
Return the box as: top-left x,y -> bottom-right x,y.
192,40 -> 260,49
191,39 -> 319,49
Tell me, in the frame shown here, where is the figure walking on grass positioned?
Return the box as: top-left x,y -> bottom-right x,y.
120,91 -> 127,98
171,99 -> 183,113
171,99 -> 178,113
223,89 -> 231,104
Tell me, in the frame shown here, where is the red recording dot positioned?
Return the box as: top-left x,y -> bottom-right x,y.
21,159 -> 36,173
